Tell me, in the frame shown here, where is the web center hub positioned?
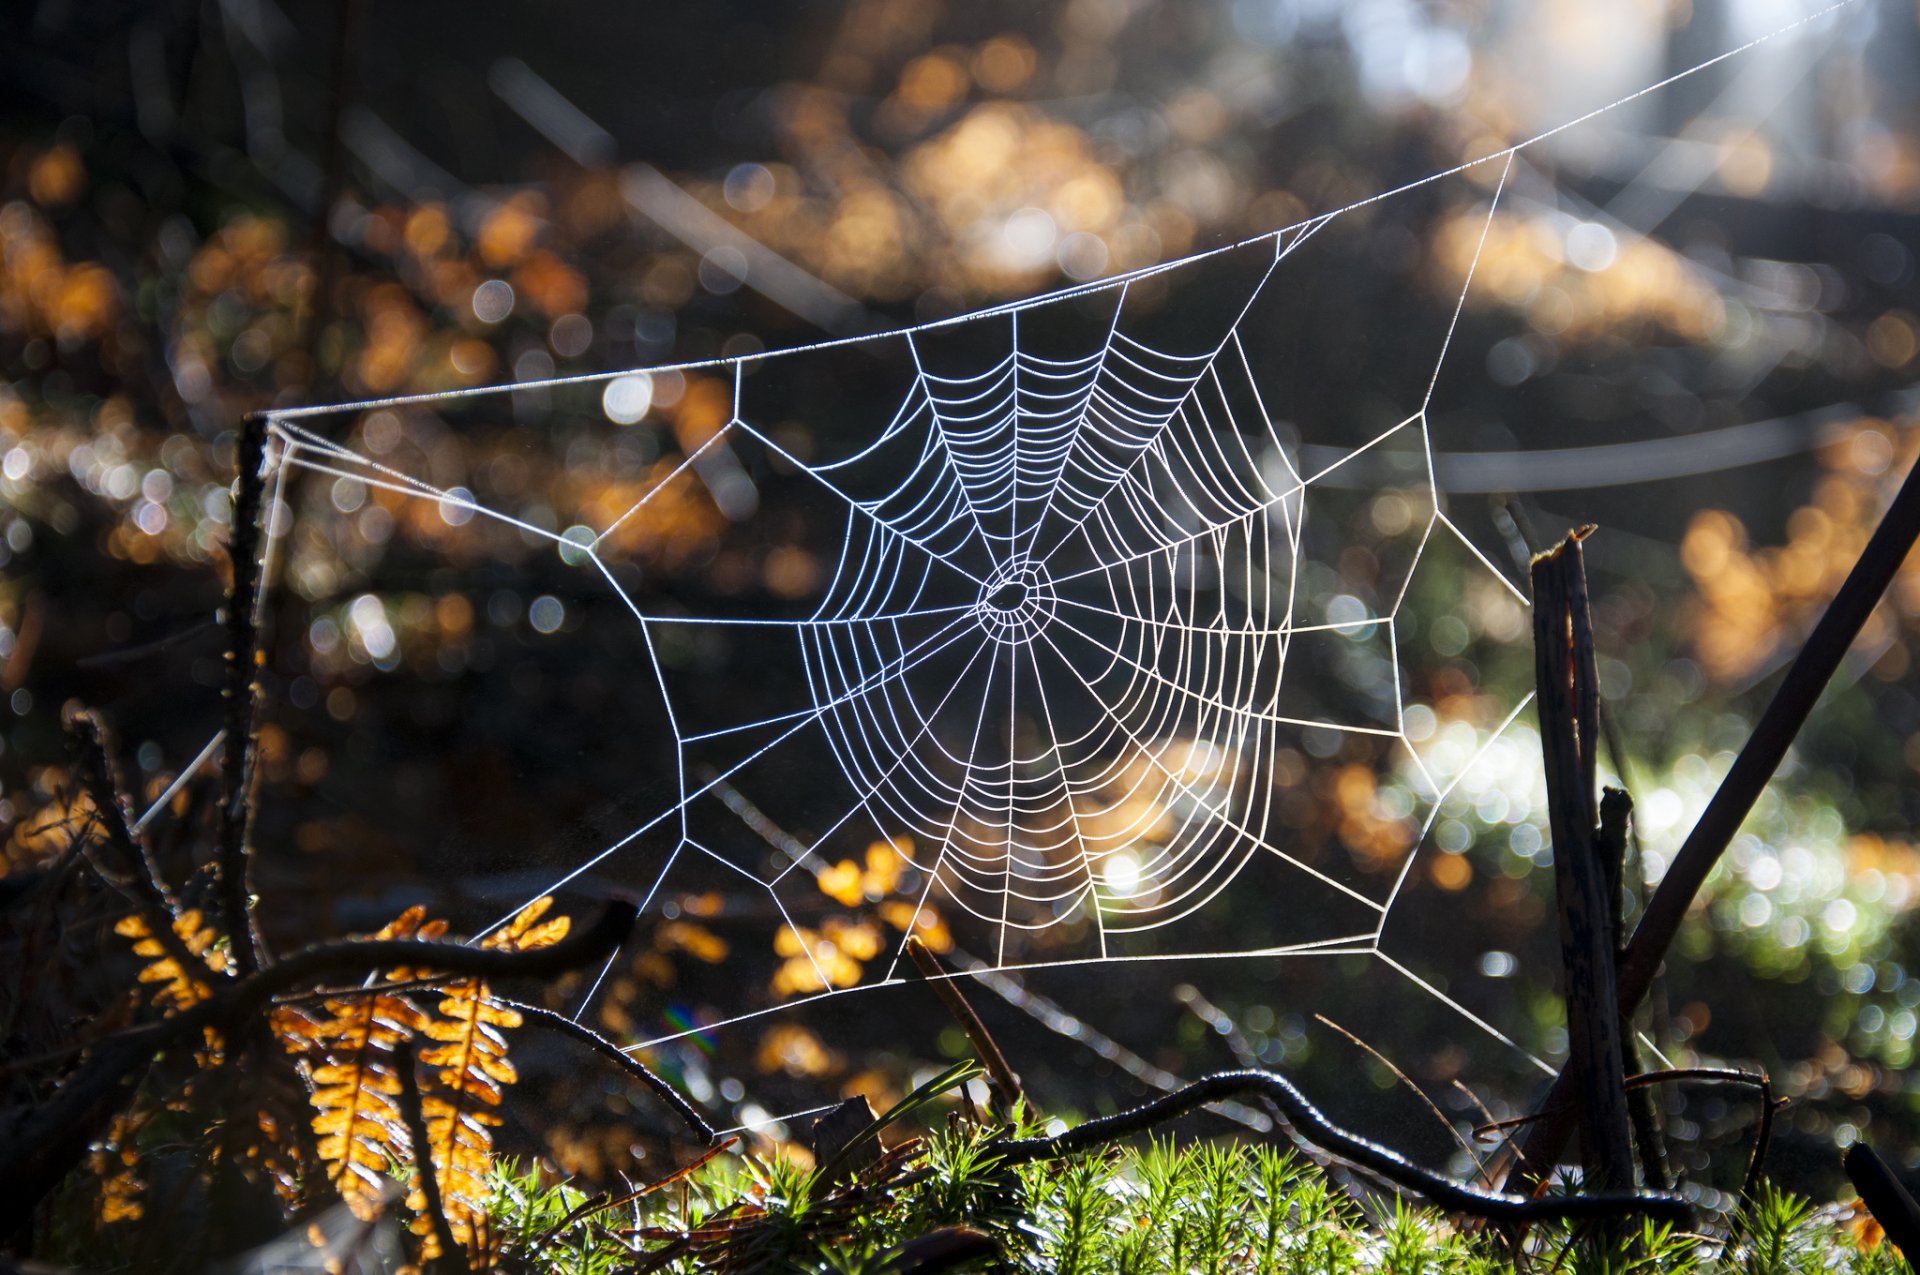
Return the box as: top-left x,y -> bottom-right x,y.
976,561 -> 1056,645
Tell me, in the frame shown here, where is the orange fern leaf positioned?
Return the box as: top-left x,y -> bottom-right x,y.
482,895 -> 570,953
89,1109 -> 147,1224
113,908 -> 228,1013
276,905 -> 445,1222
407,897 -> 568,1260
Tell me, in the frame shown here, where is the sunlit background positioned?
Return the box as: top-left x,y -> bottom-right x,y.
4,0 -> 1920,1208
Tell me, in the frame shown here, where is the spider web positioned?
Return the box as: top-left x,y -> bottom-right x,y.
232,2 -> 1855,1121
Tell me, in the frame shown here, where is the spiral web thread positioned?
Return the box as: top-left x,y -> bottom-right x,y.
141,2 -> 1857,1132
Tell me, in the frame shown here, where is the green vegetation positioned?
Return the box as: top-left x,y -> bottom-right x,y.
482,1123 -> 1913,1275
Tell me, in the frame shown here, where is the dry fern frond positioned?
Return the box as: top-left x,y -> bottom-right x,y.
483,895 -> 570,954
88,1109 -> 148,1224
2,780 -> 92,875
275,904 -> 445,1222
247,1104 -> 311,1210
193,1030 -> 323,1212
113,907 -> 229,1013
407,897 -> 569,1261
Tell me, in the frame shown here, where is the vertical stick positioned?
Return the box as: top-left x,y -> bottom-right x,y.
220,413 -> 269,974
398,1043 -> 470,1275
1530,531 -> 1634,1190
1600,787 -> 1672,1192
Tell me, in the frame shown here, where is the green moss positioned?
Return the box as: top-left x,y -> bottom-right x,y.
487,1120 -> 1915,1275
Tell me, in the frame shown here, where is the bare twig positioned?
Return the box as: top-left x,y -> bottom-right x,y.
66,709 -> 179,913
1621,1033 -> 1671,1193
1511,452 -> 1920,1185
397,1040 -> 469,1275
534,1137 -> 737,1254
273,973 -> 459,1005
1531,531 -> 1633,1190
1598,787 -> 1673,1192
64,709 -> 213,994
993,1069 -> 1689,1226
1483,1067 -> 1774,1205
969,962 -> 1268,1133
487,997 -> 715,1144
905,937 -> 1023,1117
219,412 -> 270,974
1314,1014 -> 1492,1188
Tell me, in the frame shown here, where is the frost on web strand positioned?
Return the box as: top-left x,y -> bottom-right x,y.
262,157 -> 1550,1070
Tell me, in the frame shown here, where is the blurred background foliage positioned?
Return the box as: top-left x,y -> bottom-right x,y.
4,0 -> 1920,1224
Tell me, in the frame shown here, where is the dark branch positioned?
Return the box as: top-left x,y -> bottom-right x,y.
211,899 -> 638,1026
1844,1143 -> 1920,1263
905,937 -> 1024,1118
489,997 -> 715,1144
66,708 -> 181,917
1485,1067 -> 1776,1213
219,412 -> 271,974
992,1069 -> 1690,1226
1531,531 -> 1633,1191
64,709 -> 215,997
397,1040 -> 469,1275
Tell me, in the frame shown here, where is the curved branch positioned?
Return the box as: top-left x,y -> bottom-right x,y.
992,1069 -> 1691,1227
214,900 -> 638,1026
489,997 -> 715,1144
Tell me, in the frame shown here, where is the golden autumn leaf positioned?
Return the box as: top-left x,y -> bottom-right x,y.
818,860 -> 865,907
878,901 -> 952,953
273,904 -> 443,1223
89,1110 -> 147,1224
863,838 -> 907,893
113,907 -> 229,1014
481,894 -> 569,952
658,919 -> 729,964
407,896 -> 565,1262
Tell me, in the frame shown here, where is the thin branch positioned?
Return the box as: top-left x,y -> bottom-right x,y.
1483,1067 -> 1774,1206
66,707 -> 182,918
1314,1013 -> 1492,1188
967,959 -> 1268,1134
1600,787 -> 1672,1192
65,708 -> 225,1010
487,997 -> 715,1144
992,1069 -> 1690,1226
397,1040 -> 469,1275
219,412 -> 271,974
905,937 -> 1024,1117
274,974 -> 458,1005
1510,450 -> 1920,1184
533,1137 -> 737,1254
